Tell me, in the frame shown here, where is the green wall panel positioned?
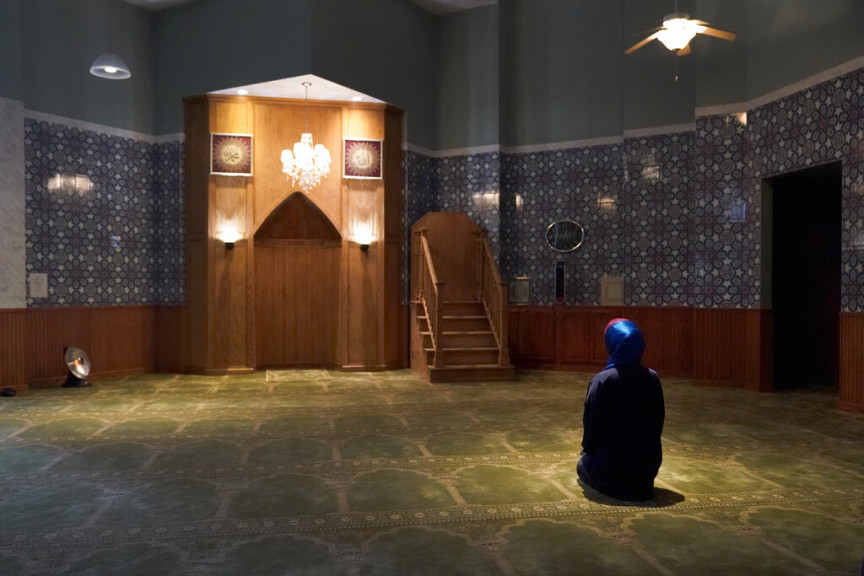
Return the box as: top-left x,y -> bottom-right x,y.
154,0 -> 313,135
22,0 -> 154,133
310,0 -> 438,150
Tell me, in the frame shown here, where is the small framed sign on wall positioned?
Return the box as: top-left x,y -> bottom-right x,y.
344,138 -> 383,179
211,133 -> 254,176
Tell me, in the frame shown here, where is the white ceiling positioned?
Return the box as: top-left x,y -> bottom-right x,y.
209,74 -> 385,104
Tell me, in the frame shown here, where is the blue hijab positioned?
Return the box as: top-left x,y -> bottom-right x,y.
604,318 -> 645,369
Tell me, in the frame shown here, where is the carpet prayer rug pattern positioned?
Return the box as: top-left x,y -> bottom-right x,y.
0,370 -> 862,575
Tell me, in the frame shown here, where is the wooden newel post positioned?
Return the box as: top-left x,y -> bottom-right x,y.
416,228 -> 428,301
433,281 -> 445,368
498,279 -> 510,366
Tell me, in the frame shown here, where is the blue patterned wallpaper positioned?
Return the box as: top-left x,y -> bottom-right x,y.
21,64 -> 864,312
407,64 -> 864,312
437,153 -> 502,257
25,119 -> 184,307
745,68 -> 864,313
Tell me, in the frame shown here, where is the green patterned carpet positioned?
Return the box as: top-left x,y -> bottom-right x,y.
1,370 -> 863,575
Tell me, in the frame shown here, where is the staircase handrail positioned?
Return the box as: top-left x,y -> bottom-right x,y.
419,232 -> 445,368
475,231 -> 511,366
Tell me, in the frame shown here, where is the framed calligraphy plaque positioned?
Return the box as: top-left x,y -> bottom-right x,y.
343,138 -> 383,180
211,133 -> 254,176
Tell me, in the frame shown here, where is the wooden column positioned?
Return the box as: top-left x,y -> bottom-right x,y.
184,97 -> 254,374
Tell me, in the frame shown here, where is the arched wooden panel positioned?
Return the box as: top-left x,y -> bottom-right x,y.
256,192 -> 341,241
254,193 -> 341,368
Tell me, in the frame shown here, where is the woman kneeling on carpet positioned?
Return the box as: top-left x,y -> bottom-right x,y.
577,318 -> 665,501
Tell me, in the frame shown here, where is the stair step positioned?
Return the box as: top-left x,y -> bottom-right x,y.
442,300 -> 486,314
428,347 -> 500,352
424,347 -> 500,366
436,363 -> 505,369
427,364 -> 516,383
443,317 -> 490,331
419,317 -> 490,332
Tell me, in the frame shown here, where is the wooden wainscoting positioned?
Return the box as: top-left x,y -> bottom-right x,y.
691,308 -> 772,392
0,306 -> 184,389
0,309 -> 27,389
255,240 -> 340,368
839,312 -> 864,412
508,306 -> 693,376
509,306 -> 772,389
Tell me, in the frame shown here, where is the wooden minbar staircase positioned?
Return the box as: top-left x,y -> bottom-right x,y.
411,213 -> 515,383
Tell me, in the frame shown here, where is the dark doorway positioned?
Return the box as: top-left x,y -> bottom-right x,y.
765,162 -> 842,390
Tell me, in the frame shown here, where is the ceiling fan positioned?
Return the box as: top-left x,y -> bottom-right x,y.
625,10 -> 736,56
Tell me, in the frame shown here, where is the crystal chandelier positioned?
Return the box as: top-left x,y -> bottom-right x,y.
280,82 -> 331,193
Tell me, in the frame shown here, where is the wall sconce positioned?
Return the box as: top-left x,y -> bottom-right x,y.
218,229 -> 243,250
351,220 -> 375,252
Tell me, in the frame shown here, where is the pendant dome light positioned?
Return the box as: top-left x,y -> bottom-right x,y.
90,1 -> 131,80
90,53 -> 131,80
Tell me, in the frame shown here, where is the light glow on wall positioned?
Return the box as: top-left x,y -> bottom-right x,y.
349,188 -> 378,246
217,219 -> 244,246
46,173 -> 94,196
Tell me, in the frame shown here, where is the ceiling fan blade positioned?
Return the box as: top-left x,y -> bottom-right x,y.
625,32 -> 661,54
699,26 -> 736,41
676,43 -> 691,56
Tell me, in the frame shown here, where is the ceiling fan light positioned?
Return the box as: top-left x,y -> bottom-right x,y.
657,17 -> 698,51
90,53 -> 132,79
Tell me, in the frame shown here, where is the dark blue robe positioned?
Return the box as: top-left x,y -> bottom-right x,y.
577,319 -> 665,501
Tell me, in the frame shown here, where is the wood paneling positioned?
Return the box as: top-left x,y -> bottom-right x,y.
509,306 -> 754,381
251,99 -> 344,232
155,306 -> 185,373
0,309 -> 27,389
511,307 -> 557,365
185,96 -> 403,373
839,312 -> 864,412
627,307 -> 692,376
210,239 -> 250,369
2,305 -> 857,412
345,236 -> 379,367
558,308 -> 592,364
384,107 -> 405,368
255,192 -> 341,367
257,193 -> 341,240
184,97 -> 213,371
0,306 -> 170,388
412,213 -> 480,302
691,308 -> 771,391
255,243 -> 339,367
